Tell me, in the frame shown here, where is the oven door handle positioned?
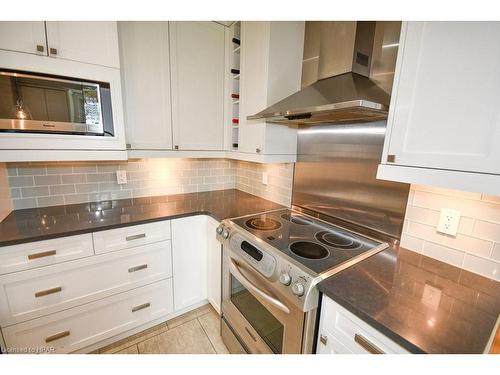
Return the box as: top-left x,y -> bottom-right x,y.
229,258 -> 290,314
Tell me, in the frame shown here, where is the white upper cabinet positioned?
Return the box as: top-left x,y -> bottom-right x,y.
238,21 -> 304,157
119,22 -> 172,150
169,21 -> 225,151
379,22 -> 500,194
45,22 -> 120,68
0,22 -> 47,55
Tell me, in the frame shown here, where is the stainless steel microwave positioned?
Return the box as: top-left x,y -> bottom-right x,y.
0,70 -> 114,136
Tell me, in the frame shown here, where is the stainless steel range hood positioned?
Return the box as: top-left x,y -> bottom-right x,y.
248,21 -> 401,125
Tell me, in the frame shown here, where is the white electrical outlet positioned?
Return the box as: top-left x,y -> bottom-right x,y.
262,172 -> 268,185
437,208 -> 461,236
116,170 -> 127,185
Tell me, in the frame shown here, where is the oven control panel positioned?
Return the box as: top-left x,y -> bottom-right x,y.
217,220 -> 320,312
277,262 -> 319,311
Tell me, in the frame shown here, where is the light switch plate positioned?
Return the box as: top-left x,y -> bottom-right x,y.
116,170 -> 127,185
437,208 -> 461,236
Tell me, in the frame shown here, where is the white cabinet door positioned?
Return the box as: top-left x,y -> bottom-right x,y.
0,21 -> 47,56
171,216 -> 208,311
206,216 -> 222,314
45,21 -> 120,68
317,296 -> 408,354
169,22 -> 225,150
238,22 -> 303,156
119,22 -> 173,150
385,22 -> 500,175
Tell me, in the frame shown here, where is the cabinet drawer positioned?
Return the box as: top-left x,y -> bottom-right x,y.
0,234 -> 94,275
0,240 -> 172,326
2,279 -> 173,354
93,221 -> 171,254
316,328 -> 353,354
320,297 -> 408,354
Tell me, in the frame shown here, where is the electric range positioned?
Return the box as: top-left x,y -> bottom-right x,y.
216,208 -> 389,353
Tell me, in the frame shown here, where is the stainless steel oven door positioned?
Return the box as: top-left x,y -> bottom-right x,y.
221,247 -> 306,354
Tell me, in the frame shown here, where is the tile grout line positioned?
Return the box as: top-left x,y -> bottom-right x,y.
196,316 -> 218,354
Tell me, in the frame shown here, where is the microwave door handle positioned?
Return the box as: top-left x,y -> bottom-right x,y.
229,258 -> 290,314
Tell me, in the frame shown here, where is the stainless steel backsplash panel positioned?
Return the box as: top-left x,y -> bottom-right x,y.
292,121 -> 409,240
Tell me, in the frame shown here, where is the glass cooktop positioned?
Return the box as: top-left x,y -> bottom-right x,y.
231,209 -> 382,275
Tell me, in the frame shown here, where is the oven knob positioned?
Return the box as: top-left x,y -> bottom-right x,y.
292,282 -> 305,297
222,230 -> 230,239
216,226 -> 223,235
279,273 -> 292,286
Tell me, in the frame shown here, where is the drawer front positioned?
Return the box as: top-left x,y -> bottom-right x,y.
93,221 -> 171,254
316,328 -> 353,354
321,297 -> 408,354
0,240 -> 172,326
2,279 -> 173,354
0,234 -> 94,275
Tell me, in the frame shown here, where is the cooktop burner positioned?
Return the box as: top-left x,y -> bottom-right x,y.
232,209 -> 384,275
290,241 -> 329,259
245,217 -> 282,231
281,212 -> 313,225
315,230 -> 362,250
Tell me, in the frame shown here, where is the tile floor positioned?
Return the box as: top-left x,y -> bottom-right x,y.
97,304 -> 229,354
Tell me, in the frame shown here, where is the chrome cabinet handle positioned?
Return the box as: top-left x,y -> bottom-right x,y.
128,264 -> 148,273
45,330 -> 70,343
28,249 -> 56,260
354,333 -> 384,354
244,326 -> 257,342
36,44 -> 45,53
320,334 -> 328,345
132,302 -> 150,312
49,47 -> 57,55
126,233 -> 146,241
35,286 -> 62,298
229,257 -> 290,314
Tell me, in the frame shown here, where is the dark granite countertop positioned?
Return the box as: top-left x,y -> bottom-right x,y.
0,189 -> 284,247
318,245 -> 500,354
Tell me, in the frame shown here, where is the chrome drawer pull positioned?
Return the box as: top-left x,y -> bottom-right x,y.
132,302 -> 151,312
28,250 -> 57,260
320,334 -> 328,345
126,233 -> 146,241
244,326 -> 257,342
45,330 -> 70,343
35,286 -> 62,298
128,264 -> 148,273
354,333 -> 384,354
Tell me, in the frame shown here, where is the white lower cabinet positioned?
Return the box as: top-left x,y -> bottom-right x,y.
0,215 -> 220,353
0,234 -> 94,275
0,241 -> 172,326
171,215 -> 208,311
2,279 -> 173,354
206,216 -> 222,314
317,296 -> 408,354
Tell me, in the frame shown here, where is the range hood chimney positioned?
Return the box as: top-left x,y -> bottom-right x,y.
248,21 -> 401,125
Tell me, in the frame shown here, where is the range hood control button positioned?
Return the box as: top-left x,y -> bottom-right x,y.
279,273 -> 292,286
292,282 -> 305,297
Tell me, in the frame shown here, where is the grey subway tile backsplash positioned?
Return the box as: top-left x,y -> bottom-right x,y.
9,176 -> 34,187
6,159 -> 294,211
34,175 -> 61,186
